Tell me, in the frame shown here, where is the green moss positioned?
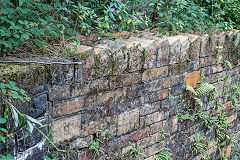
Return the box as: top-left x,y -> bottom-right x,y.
65,48 -> 90,61
0,63 -> 50,90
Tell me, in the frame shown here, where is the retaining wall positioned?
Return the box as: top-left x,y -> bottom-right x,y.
1,30 -> 240,160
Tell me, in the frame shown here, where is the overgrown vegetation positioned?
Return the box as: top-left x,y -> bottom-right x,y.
0,0 -> 240,56
177,53 -> 240,159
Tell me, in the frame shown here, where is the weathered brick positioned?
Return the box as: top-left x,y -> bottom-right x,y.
140,102 -> 161,116
149,74 -> 186,92
212,64 -> 224,73
118,109 -> 140,136
81,105 -> 115,124
142,67 -> 168,82
130,127 -> 151,142
161,96 -> 179,110
52,97 -> 86,117
186,134 -> 196,146
71,83 -> 90,97
111,44 -> 129,75
51,114 -> 81,143
162,119 -> 173,134
186,70 -> 201,88
121,37 -> 156,71
144,143 -> 164,157
72,79 -> 109,97
156,39 -> 170,67
204,74 -> 218,84
187,34 -> 200,61
90,78 -> 109,92
107,136 -> 128,152
200,34 -> 210,57
150,121 -> 163,134
209,34 -> 218,54
176,35 -> 190,60
230,67 -> 240,76
48,85 -> 70,101
168,60 -> 199,76
71,135 -> 93,149
147,90 -> 167,103
140,116 -> 146,128
169,84 -> 185,96
82,116 -> 117,137
216,32 -> 226,49
200,56 -> 213,67
95,88 -> 127,106
94,41 -> 127,77
145,111 -> 164,126
82,54 -> 95,81
110,73 -> 141,89
137,132 -> 162,148
167,36 -> 181,64
226,31 -> 234,41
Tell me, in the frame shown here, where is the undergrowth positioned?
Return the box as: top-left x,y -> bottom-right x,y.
0,0 -> 240,56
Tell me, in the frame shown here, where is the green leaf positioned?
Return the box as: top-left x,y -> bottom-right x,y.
43,156 -> 52,160
1,89 -> 6,94
20,89 -> 27,96
27,121 -> 34,133
11,91 -> 23,101
0,128 -> 7,134
0,135 -> 6,143
9,81 -> 16,87
19,0 -> 23,6
14,34 -> 20,38
25,115 -> 42,126
18,114 -> 25,130
4,107 -> 8,119
21,34 -> 30,40
0,118 -> 6,124
18,20 -> 25,24
11,107 -> 19,128
6,154 -> 14,160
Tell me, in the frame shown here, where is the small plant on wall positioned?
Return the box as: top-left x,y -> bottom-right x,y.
177,58 -> 240,159
154,149 -> 172,160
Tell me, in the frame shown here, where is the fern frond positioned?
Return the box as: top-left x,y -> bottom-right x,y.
194,97 -> 203,107
195,83 -> 216,97
186,85 -> 197,96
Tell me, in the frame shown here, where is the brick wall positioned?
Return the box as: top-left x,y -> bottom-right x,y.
2,30 -> 240,159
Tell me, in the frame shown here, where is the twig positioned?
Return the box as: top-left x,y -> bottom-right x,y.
0,61 -> 82,65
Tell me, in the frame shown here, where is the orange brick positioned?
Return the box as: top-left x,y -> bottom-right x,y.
186,70 -> 201,88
